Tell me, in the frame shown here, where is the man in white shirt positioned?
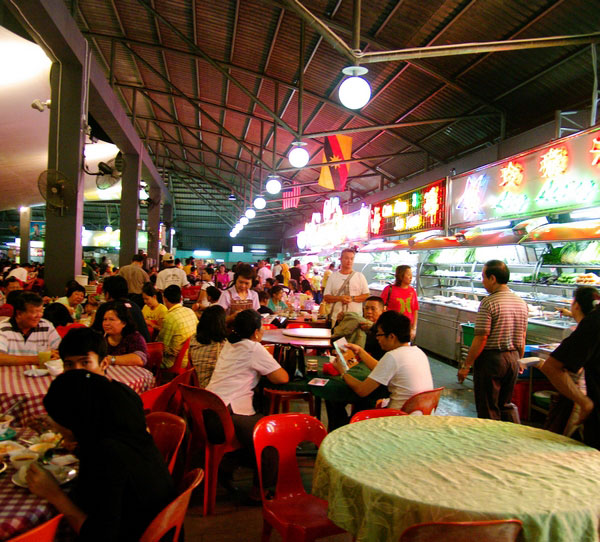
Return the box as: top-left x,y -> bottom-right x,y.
0,292 -> 61,365
323,249 -> 369,324
335,311 -> 433,409
155,253 -> 189,291
272,260 -> 282,278
256,260 -> 272,288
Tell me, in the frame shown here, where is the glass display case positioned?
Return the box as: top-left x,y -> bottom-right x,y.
414,243 -> 586,361
359,250 -> 419,296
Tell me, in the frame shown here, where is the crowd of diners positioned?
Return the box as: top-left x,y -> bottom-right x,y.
0,251 -> 599,539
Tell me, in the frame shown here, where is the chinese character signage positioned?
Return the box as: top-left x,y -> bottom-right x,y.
369,180 -> 445,238
449,126 -> 600,227
297,197 -> 370,251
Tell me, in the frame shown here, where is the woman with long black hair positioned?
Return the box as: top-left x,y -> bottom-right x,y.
25,369 -> 173,541
207,309 -> 288,499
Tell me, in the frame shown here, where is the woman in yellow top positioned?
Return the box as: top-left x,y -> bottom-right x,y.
141,282 -> 168,335
280,262 -> 291,287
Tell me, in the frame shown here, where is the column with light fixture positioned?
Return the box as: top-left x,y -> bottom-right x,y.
19,207 -> 31,264
119,153 -> 141,264
163,202 -> 173,253
44,61 -> 86,296
147,184 -> 161,268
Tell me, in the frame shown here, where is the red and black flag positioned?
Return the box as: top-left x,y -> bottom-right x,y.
318,135 -> 352,191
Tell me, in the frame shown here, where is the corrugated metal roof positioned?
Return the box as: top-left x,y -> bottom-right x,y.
55,0 -> 600,250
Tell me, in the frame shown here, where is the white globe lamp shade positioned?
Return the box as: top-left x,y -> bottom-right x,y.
245,208 -> 256,219
288,146 -> 309,168
240,216 -> 249,226
266,177 -> 282,195
105,225 -> 113,233
254,196 -> 266,209
339,66 -> 371,110
229,231 -> 236,238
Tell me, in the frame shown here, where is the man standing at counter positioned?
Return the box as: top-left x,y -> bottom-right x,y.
457,260 -> 527,423
323,249 -> 369,325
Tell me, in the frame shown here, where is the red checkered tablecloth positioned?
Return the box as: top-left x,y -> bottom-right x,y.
0,366 -> 155,427
0,428 -> 56,540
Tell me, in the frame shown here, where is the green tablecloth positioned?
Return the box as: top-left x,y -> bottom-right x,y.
312,416 -> 600,542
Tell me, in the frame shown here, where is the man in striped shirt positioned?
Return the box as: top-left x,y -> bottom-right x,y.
0,292 -> 61,365
458,260 -> 528,422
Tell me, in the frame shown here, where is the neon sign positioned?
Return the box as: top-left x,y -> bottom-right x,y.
590,138 -> 600,166
456,175 -> 488,221
499,161 -> 524,189
370,179 -> 445,237
539,147 -> 568,178
449,128 -> 600,227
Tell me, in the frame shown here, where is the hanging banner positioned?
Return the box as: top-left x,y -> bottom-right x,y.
449,125 -> 600,227
318,135 -> 352,191
369,179 -> 446,238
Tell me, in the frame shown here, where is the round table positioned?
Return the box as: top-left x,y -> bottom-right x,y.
262,329 -> 331,349
0,366 -> 155,427
313,416 -> 600,542
282,328 -> 331,339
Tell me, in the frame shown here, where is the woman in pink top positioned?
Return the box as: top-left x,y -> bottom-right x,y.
215,264 -> 230,290
381,265 -> 418,341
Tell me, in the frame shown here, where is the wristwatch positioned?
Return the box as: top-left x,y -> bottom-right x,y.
110,356 -> 117,366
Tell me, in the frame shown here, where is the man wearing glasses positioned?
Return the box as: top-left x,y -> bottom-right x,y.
334,311 -> 433,409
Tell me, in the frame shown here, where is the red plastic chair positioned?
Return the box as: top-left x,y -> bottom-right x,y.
287,323 -> 312,329
262,323 -> 277,330
399,519 -> 523,542
146,342 -> 164,379
160,337 -> 192,382
264,389 -> 315,417
400,387 -> 444,415
350,408 -> 408,423
146,412 -> 187,474
141,369 -> 197,415
253,413 -> 346,542
7,514 -> 63,542
178,384 -> 241,516
139,468 -> 204,542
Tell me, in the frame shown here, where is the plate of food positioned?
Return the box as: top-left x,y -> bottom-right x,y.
24,368 -> 49,377
0,441 -> 25,456
12,464 -> 77,488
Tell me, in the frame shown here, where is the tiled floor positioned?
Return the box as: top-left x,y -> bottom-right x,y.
183,355 -> 476,541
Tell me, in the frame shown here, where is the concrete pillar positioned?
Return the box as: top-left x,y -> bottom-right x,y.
147,184 -> 161,268
163,202 -> 173,253
19,207 -> 31,264
44,62 -> 85,296
119,152 -> 141,265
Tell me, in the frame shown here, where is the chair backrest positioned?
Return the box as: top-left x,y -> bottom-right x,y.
142,369 -> 197,415
262,323 -> 277,330
253,413 -> 327,500
350,409 -> 408,423
399,519 -> 523,542
401,387 -> 444,415
7,514 -> 63,542
146,342 -> 165,376
287,322 -> 312,328
178,384 -> 238,446
146,412 -> 187,474
139,468 -> 204,542
170,337 -> 192,374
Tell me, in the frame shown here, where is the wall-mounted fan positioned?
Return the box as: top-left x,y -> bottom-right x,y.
94,151 -> 124,190
37,169 -> 74,214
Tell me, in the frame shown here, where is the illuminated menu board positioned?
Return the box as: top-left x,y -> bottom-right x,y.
449,126 -> 600,227
369,180 -> 446,238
